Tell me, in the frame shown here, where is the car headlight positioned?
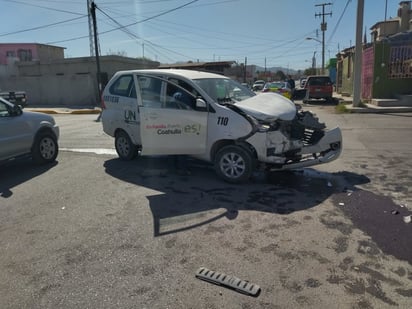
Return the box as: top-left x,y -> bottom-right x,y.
257,123 -> 270,132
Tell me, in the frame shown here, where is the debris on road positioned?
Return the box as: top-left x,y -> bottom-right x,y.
195,267 -> 261,297
333,189 -> 412,264
403,215 -> 411,224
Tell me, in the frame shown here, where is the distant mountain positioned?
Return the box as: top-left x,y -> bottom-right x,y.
255,66 -> 299,75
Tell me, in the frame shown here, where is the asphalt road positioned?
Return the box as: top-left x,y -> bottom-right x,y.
0,106 -> 411,309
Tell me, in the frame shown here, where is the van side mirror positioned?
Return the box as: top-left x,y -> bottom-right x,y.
195,98 -> 208,111
10,104 -> 23,116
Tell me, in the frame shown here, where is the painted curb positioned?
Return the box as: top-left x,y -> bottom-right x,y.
27,108 -> 101,115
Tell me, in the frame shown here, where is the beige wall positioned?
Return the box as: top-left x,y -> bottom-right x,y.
0,56 -> 159,106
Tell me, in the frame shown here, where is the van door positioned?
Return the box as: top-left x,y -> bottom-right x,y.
136,74 -> 208,155
103,74 -> 140,144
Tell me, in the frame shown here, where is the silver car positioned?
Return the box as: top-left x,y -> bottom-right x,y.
0,97 -> 59,164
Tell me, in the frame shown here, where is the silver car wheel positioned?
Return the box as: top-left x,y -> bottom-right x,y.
220,152 -> 246,179
215,145 -> 254,183
115,131 -> 137,160
39,137 -> 57,160
117,136 -> 128,156
32,131 -> 58,164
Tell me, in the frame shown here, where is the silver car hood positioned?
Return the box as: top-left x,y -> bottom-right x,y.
234,93 -> 296,121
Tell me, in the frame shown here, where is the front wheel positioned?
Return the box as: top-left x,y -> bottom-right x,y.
115,130 -> 137,160
32,131 -> 58,164
214,145 -> 255,183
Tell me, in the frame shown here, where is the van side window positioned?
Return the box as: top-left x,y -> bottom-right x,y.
109,75 -> 135,98
165,78 -> 197,110
0,101 -> 10,117
137,76 -> 162,108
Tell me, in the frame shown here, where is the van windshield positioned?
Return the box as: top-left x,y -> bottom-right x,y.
194,78 -> 255,104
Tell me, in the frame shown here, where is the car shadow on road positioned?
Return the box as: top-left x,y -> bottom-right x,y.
0,159 -> 58,198
104,157 -> 370,237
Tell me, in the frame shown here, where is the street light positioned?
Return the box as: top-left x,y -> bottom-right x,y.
306,37 -> 324,74
306,37 -> 321,43
312,51 -> 317,70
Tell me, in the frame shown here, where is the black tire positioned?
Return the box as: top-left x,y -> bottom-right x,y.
214,145 -> 255,183
32,131 -> 58,164
115,130 -> 137,160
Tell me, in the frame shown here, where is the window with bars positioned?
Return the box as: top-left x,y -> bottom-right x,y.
17,49 -> 32,62
6,51 -> 16,57
388,45 -> 412,79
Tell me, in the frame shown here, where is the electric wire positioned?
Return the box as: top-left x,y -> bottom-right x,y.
0,0 -> 85,15
327,0 -> 352,43
95,5 -> 194,62
0,15 -> 88,38
46,0 -> 200,49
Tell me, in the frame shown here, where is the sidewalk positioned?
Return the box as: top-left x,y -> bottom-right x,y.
333,92 -> 412,113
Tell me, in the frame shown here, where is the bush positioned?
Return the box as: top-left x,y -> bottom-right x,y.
335,103 -> 350,113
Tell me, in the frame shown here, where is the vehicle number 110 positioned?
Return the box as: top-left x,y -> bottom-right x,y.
217,117 -> 229,126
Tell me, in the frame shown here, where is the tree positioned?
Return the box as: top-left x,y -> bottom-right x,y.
304,68 -> 317,76
276,70 -> 286,80
106,49 -> 127,57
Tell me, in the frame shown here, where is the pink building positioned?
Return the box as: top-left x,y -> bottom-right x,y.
0,43 -> 65,65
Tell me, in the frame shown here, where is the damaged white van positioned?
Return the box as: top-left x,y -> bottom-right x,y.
101,69 -> 342,183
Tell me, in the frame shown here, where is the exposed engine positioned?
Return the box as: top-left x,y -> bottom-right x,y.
269,110 -> 326,146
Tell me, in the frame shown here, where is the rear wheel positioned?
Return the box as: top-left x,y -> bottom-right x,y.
214,145 -> 255,183
32,131 -> 58,164
115,130 -> 137,160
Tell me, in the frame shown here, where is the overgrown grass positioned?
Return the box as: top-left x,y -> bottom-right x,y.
335,101 -> 369,113
335,102 -> 350,113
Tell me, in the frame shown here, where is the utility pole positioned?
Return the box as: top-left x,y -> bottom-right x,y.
90,1 -> 102,104
352,0 -> 364,107
315,3 -> 332,74
142,43 -> 145,58
87,0 -> 94,56
264,57 -> 267,78
244,57 -> 247,83
312,51 -> 317,70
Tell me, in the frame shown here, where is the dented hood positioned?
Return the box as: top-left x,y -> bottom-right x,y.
234,92 -> 296,121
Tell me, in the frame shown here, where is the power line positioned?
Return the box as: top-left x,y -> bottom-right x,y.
46,0 -> 199,48
327,0 -> 352,43
0,0 -> 85,15
97,0 -> 199,35
95,5 -> 193,61
0,15 -> 87,37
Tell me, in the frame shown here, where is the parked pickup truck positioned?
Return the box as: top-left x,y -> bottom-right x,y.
0,90 -> 27,107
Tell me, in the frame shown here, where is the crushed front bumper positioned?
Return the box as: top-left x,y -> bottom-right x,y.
273,126 -> 342,170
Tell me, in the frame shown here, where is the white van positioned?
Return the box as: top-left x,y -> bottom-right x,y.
101,69 -> 342,183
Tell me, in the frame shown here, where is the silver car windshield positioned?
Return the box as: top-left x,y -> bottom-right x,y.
194,78 -> 255,104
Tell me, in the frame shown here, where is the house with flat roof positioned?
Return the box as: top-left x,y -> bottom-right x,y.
0,43 -> 159,106
336,1 -> 412,100
0,43 -> 65,65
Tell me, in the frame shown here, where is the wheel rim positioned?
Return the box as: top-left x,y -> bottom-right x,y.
116,135 -> 130,157
219,152 -> 246,179
39,137 -> 56,159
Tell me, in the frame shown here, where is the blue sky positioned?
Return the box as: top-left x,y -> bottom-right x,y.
0,0 -> 403,70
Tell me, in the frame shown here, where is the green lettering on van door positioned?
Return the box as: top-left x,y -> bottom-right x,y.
184,124 -> 201,134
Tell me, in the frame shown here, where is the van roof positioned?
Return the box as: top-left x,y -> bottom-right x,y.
114,69 -> 228,80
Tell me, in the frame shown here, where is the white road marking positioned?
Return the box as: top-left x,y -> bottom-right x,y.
60,148 -> 117,155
